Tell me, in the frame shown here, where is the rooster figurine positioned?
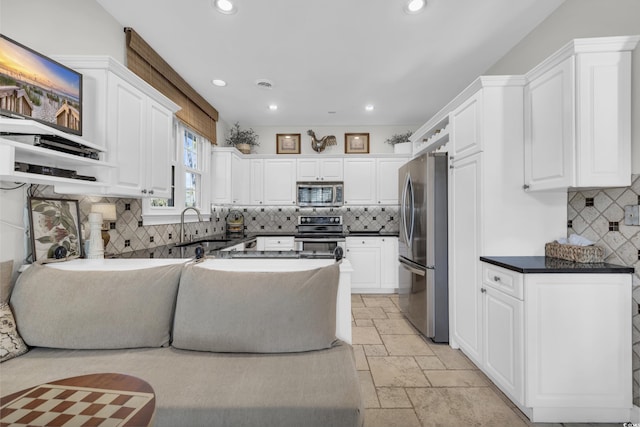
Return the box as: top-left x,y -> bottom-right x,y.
307,130 -> 337,153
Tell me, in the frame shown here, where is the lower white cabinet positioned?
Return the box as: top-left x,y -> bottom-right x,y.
347,236 -> 398,293
478,261 -> 632,423
256,236 -> 295,251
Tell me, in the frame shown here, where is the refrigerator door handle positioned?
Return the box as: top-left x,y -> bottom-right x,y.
398,256 -> 426,276
400,174 -> 411,246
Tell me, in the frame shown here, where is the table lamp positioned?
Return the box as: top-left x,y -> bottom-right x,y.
90,203 -> 117,249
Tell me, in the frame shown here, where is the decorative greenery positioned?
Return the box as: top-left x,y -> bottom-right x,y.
225,122 -> 260,147
384,131 -> 413,145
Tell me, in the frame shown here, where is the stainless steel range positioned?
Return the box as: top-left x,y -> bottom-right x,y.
295,215 -> 346,255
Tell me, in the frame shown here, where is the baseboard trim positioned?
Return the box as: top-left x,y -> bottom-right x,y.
630,404 -> 640,423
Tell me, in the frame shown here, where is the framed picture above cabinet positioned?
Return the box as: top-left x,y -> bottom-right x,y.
345,133 -> 370,154
276,134 -> 301,154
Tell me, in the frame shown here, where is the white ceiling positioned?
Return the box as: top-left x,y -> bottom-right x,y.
96,0 -> 565,127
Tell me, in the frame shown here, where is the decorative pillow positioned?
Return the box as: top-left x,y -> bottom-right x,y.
172,263 -> 340,353
0,260 -> 14,303
10,263 -> 182,349
0,302 -> 28,362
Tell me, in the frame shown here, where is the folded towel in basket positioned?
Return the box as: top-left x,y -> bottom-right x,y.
556,233 -> 594,246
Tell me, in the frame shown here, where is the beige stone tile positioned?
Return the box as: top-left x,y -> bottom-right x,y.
386,312 -> 406,319
381,334 -> 434,356
424,370 -> 489,387
358,370 -> 380,408
427,342 -> 477,369
376,387 -> 413,408
368,356 -> 430,387
362,296 -> 396,308
373,318 -> 417,335
353,326 -> 382,345
352,294 -> 364,304
364,344 -> 388,357
407,387 -> 527,427
355,319 -> 375,327
353,306 -> 388,319
352,301 -> 365,308
382,304 -> 401,313
415,355 -> 447,370
352,344 -> 369,371
364,409 -> 421,427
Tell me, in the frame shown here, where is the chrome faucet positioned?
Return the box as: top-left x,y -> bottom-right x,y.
180,207 -> 203,243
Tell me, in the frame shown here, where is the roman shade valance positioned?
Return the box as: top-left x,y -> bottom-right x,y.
125,27 -> 218,144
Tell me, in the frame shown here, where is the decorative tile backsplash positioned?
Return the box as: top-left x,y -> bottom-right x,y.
567,174 -> 640,405
32,186 -> 399,257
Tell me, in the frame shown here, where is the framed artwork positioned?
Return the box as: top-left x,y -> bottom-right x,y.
28,197 -> 83,261
276,133 -> 301,154
345,133 -> 370,154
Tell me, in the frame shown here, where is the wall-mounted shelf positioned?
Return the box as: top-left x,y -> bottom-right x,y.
412,116 -> 450,155
0,118 -> 112,187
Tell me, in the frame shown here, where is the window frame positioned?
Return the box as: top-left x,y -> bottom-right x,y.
142,120 -> 211,225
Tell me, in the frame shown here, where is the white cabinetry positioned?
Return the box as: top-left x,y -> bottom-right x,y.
263,159 -> 297,205
52,56 -> 179,198
297,158 -> 343,181
249,159 -> 264,205
231,154 -> 249,204
446,78 -> 567,367
257,236 -> 295,251
376,158 -> 406,205
344,158 -> 408,205
479,262 -> 632,423
343,159 -> 376,205
523,36 -> 639,191
347,236 -> 398,293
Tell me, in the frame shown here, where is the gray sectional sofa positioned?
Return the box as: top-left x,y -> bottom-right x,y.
1,262 -> 363,427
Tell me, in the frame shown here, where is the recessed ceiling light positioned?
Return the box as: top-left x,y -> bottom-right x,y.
211,79 -> 227,87
404,0 -> 425,14
268,104 -> 278,111
365,104 -> 375,111
212,0 -> 236,14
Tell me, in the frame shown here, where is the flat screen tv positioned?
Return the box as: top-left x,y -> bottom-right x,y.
0,34 -> 82,136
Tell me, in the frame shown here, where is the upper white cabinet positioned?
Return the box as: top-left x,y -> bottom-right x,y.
450,91 -> 482,159
344,157 -> 408,205
297,158 -> 343,181
263,158 -> 297,205
211,148 -> 233,204
343,158 -> 376,205
52,56 -> 180,198
376,158 -> 406,205
523,36 -> 639,191
249,159 -> 264,205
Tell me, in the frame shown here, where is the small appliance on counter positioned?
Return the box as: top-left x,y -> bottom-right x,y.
225,210 -> 244,235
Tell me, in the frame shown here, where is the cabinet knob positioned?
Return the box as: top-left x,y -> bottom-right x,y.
480,288 -> 486,293
362,241 -> 365,244
148,190 -> 154,195
449,165 -> 454,169
141,189 -> 147,194
523,184 -> 530,190
260,201 -> 263,204
493,276 -> 501,282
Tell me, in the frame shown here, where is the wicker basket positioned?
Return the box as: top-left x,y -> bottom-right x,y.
545,241 -> 603,263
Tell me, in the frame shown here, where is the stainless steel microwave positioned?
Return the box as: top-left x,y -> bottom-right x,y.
296,182 -> 344,207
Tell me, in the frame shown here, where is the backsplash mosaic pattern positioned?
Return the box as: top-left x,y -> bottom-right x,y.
567,174 -> 640,405
31,186 -> 398,257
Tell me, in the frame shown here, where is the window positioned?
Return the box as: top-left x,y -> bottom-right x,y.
143,122 -> 210,224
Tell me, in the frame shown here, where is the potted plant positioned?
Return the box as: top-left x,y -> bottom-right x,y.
385,131 -> 413,154
226,122 -> 259,154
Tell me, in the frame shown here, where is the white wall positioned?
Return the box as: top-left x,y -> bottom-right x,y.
485,0 -> 640,173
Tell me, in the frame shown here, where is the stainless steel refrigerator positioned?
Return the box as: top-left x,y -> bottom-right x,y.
398,152 -> 448,343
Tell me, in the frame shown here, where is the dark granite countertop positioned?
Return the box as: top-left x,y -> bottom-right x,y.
480,256 -> 634,274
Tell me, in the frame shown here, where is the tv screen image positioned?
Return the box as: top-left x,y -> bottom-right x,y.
0,34 -> 82,135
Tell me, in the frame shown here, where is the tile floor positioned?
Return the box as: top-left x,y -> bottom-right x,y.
352,294 -> 623,427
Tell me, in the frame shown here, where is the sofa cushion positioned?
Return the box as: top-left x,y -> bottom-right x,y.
0,302 -> 28,363
0,343 -> 363,427
10,263 -> 182,349
1,259 -> 14,303
173,263 -> 339,353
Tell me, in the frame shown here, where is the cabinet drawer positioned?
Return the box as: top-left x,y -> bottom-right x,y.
482,264 -> 523,300
263,236 -> 295,250
346,237 -> 381,248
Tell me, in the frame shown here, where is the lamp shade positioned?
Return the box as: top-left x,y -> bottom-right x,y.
91,203 -> 117,221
